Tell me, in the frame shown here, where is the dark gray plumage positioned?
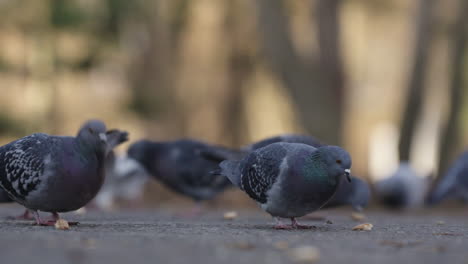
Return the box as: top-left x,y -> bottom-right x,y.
219,142 -> 352,229
0,188 -> 12,203
0,120 -> 128,225
375,162 -> 428,209
127,139 -> 240,202
322,176 -> 371,211
427,151 -> 468,205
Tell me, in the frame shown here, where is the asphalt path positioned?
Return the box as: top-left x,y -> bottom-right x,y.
0,205 -> 467,264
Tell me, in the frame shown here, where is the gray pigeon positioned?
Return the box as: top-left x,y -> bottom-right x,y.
203,134 -> 368,212
322,175 -> 371,211
375,162 -> 429,209
427,151 -> 468,205
217,142 -> 352,229
92,153 -> 149,210
0,120 -> 128,225
127,139 -> 240,204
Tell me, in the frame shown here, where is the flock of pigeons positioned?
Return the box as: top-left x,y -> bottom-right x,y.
0,119 -> 465,229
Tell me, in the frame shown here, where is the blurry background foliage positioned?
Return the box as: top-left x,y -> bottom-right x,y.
0,0 -> 467,206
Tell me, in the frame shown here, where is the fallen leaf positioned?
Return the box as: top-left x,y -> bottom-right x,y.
55,219 -> 70,230
352,223 -> 373,231
289,246 -> 320,263
436,221 -> 445,225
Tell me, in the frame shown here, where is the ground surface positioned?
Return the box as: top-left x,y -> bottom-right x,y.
0,205 -> 467,264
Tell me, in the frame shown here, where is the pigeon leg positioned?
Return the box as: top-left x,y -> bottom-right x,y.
290,218 -> 315,229
6,209 -> 34,220
274,217 -> 294,230
32,211 -> 55,226
33,212 -> 79,226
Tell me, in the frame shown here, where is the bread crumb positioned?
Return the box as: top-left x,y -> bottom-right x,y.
352,223 -> 373,231
223,211 -> 238,220
55,219 -> 70,230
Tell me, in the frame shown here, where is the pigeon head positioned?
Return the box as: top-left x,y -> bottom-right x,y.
316,146 -> 352,183
77,120 -> 108,152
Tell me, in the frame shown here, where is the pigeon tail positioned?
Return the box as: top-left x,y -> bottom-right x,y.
219,160 -> 242,188
198,147 -> 246,163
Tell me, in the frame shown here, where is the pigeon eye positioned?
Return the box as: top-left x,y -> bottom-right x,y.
88,128 -> 94,134
336,160 -> 342,164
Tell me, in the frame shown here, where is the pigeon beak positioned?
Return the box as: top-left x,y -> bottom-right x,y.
99,133 -> 107,142
344,169 -> 351,182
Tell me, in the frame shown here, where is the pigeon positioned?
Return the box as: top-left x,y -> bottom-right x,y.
375,162 -> 429,209
204,134 -> 368,212
426,151 -> 468,205
0,120 -> 128,225
127,139 -> 241,205
322,176 -> 371,211
92,153 -> 149,210
216,142 -> 352,229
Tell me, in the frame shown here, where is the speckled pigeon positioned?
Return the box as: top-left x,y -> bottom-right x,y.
322,175 -> 371,211
127,139 -> 241,205
217,142 -> 352,229
0,120 -> 128,225
426,151 -> 468,205
375,162 -> 429,209
203,133 -> 369,213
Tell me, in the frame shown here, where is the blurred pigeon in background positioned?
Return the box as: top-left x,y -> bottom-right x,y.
216,142 -> 352,229
426,151 -> 468,205
242,134 -> 323,151
0,120 -> 128,225
92,153 -> 149,210
375,162 -> 429,209
127,139 -> 241,212
322,175 -> 371,211
201,134 -> 322,163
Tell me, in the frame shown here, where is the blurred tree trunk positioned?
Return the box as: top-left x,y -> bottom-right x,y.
223,0 -> 254,146
398,0 -> 435,162
254,0 -> 345,145
437,0 -> 468,176
315,0 -> 345,145
128,1 -> 187,135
